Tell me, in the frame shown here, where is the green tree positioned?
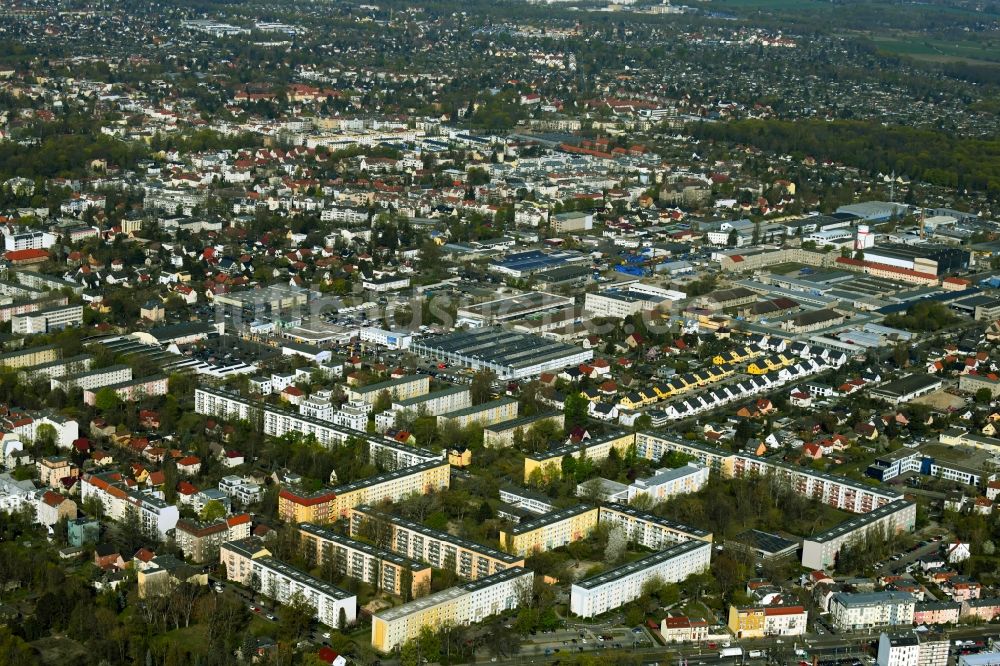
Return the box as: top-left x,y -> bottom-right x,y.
199,500 -> 227,522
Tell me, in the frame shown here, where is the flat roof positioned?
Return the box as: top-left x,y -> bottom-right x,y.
599,504 -> 710,538
735,529 -> 798,555
411,327 -> 589,372
353,506 -> 521,563
805,500 -> 914,544
331,459 -> 448,495
573,540 -> 709,590
440,397 -> 517,419
298,523 -> 430,572
508,504 -> 596,536
353,375 -> 427,395
870,373 -> 942,398
395,386 -> 469,408
528,431 -> 631,462
485,411 -> 563,434
458,292 -> 572,320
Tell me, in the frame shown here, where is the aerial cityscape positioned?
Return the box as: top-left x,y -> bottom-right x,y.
1,0 -> 1000,665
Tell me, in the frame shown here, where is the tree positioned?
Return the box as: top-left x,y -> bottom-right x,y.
373,389 -> 393,414
93,387 -> 122,413
565,392 -> 588,428
470,369 -> 496,405
278,590 -> 314,640
604,526 -> 627,564
975,388 -> 993,404
199,499 -> 227,522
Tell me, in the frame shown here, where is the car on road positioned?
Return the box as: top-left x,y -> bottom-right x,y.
265,614 -> 277,621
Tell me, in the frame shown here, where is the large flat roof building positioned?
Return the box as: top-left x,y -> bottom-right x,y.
410,327 -> 593,380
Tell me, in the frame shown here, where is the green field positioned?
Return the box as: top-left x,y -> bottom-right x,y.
871,34 -> 1000,65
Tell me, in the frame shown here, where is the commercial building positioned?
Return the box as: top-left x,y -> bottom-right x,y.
347,375 -> 430,405
52,364 -> 132,393
350,506 -> 524,580
411,327 -> 593,380
830,591 -> 915,631
330,460 -> 450,519
437,398 -> 518,430
371,567 -> 532,653
869,374 -> 944,405
861,243 -> 969,276
500,505 -> 600,557
12,304 -> 83,334
598,505 -> 712,549
627,463 -> 709,503
801,500 -> 917,570
866,447 -> 989,487
220,539 -> 357,628
569,540 -> 711,618
359,326 -> 413,350
484,412 -> 565,448
299,523 -> 431,598
456,292 -> 574,328
728,605 -> 809,639
524,431 -> 635,483
174,515 -> 251,563
214,284 -> 309,323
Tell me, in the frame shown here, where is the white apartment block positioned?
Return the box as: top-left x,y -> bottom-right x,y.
347,375 -> 430,405
570,540 -> 712,618
219,475 -> 263,505
221,540 -> 357,628
52,364 -> 132,393
830,592 -> 916,632
81,472 -> 179,540
300,394 -> 335,421
393,386 -> 471,417
3,229 -> 57,251
627,462 -> 709,503
12,304 -> 84,334
368,438 -> 443,471
371,567 -> 532,653
583,290 -> 671,320
437,397 -> 518,430
83,375 -> 169,405
802,499 -> 916,570
349,506 -> 524,581
598,505 -> 713,549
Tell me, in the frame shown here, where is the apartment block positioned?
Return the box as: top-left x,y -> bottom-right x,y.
484,412 -> 565,448
598,505 -> 712,549
347,375 -> 430,405
0,296 -> 68,324
500,505 -> 599,557
392,386 -> 471,416
524,431 -> 635,483
350,506 -> 525,580
0,344 -> 60,369
331,460 -> 450,519
220,539 -> 357,628
83,374 -> 169,405
52,364 -> 132,393
81,472 -> 179,539
367,438 -> 443,471
634,432 -> 737,477
801,500 -> 917,570
174,514 -> 251,563
728,605 -> 809,638
733,453 -> 902,514
371,567 -> 532,653
12,304 -> 83,334
436,397 -> 518,430
299,522 -> 431,598
20,353 -> 93,381
219,475 -> 263,505
570,540 -> 712,618
278,488 -> 338,524
627,462 -> 709,503
830,592 -> 915,631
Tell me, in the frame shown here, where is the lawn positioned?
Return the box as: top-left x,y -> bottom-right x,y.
870,34 -> 1000,65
